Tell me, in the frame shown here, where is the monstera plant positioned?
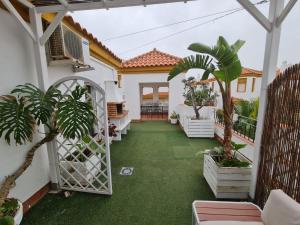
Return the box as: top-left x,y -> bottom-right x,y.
0,83 -> 95,223
168,36 -> 245,160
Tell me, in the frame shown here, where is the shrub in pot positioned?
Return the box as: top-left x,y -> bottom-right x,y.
170,111 -> 179,124
182,77 -> 217,120
0,84 -> 95,224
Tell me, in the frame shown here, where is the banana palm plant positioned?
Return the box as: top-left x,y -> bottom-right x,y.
168,36 -> 245,159
0,83 -> 95,220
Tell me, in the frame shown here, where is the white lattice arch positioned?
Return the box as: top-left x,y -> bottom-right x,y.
52,76 -> 112,195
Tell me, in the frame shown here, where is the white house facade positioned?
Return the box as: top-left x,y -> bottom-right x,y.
120,49 -> 185,121
205,68 -> 263,108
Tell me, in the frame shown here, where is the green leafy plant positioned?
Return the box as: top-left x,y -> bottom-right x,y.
168,36 -> 245,159
0,83 -> 95,221
170,111 -> 178,119
216,109 -> 224,122
0,199 -> 18,217
209,142 -> 249,168
0,216 -> 14,225
182,77 -> 217,119
234,98 -> 259,119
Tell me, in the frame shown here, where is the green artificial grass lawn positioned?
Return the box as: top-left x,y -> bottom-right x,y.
22,121 -> 217,225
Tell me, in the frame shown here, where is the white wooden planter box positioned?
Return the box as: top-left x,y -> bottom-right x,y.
60,154 -> 101,185
203,153 -> 252,199
182,118 -> 214,138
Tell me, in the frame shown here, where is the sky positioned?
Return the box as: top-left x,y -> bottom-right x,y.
71,0 -> 300,70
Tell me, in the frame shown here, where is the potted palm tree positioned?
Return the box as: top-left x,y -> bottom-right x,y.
0,83 -> 95,224
168,36 -> 252,199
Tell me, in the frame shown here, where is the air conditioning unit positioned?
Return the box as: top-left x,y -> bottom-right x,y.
47,23 -> 91,67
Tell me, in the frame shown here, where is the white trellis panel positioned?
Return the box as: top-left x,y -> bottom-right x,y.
52,76 -> 112,195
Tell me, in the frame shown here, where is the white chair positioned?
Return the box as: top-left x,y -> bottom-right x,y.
192,189 -> 300,225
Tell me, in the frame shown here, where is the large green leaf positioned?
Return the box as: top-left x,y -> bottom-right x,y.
217,36 -> 230,50
168,54 -> 213,81
231,40 -> 246,53
188,36 -> 245,83
56,86 -> 95,139
11,84 -> 61,125
188,43 -> 212,55
0,96 -> 35,145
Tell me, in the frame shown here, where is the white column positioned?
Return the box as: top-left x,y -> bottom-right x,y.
250,0 -> 284,198
29,9 -> 49,90
153,85 -> 160,103
139,85 -> 144,105
30,9 -> 60,189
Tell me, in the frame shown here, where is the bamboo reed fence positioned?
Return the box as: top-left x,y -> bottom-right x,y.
255,63 -> 300,208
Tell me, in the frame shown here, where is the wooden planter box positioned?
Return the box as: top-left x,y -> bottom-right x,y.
203,153 -> 252,199
60,154 -> 101,185
181,118 -> 214,138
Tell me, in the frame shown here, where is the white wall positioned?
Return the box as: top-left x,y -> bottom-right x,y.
0,9 -> 119,203
122,73 -> 185,120
169,73 -> 185,116
48,57 -> 116,87
210,76 -> 262,109
0,9 -> 50,202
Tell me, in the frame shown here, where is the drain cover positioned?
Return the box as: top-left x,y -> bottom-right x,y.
120,167 -> 134,176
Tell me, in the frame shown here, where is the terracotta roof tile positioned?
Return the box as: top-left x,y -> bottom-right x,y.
199,67 -> 263,84
241,67 -> 263,76
122,48 -> 181,68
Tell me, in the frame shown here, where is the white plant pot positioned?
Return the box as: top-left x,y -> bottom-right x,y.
181,118 -> 214,138
203,153 -> 252,199
14,201 -> 23,225
60,154 -> 101,185
170,118 -> 178,124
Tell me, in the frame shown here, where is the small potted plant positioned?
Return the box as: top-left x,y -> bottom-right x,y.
0,199 -> 23,225
170,111 -> 178,124
103,121 -> 117,144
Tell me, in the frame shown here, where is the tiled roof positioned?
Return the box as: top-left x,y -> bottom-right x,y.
241,67 -> 263,76
64,15 -> 122,63
198,67 -> 263,84
122,48 -> 181,68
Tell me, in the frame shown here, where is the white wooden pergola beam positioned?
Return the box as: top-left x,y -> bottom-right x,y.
277,0 -> 298,26
40,9 -> 68,45
36,0 -> 196,13
57,0 -> 69,8
1,0 -> 36,41
18,0 -> 35,9
237,0 -> 272,32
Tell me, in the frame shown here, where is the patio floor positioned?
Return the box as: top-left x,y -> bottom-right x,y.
22,121 -> 217,225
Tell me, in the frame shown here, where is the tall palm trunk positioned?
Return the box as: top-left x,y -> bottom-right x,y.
0,130 -> 58,214
222,83 -> 234,159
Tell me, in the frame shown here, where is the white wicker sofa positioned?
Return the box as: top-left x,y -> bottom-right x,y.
192,189 -> 300,225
